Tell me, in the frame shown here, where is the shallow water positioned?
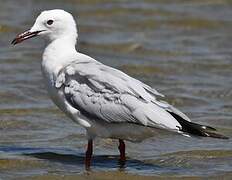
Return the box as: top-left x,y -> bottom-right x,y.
0,0 -> 232,179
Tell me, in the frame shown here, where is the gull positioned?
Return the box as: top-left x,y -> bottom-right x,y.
12,9 -> 228,168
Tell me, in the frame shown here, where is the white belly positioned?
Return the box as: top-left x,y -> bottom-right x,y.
41,71 -> 164,142
86,120 -> 171,142
41,63 -> 166,142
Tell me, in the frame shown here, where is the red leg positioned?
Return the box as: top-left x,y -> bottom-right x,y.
118,139 -> 126,162
85,139 -> 93,169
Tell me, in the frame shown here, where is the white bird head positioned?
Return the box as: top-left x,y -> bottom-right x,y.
12,9 -> 78,45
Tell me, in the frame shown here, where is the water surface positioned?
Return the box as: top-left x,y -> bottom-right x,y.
0,0 -> 232,179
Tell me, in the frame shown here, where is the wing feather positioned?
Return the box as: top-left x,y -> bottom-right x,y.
55,60 -> 186,130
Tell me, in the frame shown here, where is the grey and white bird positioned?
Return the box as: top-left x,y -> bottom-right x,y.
12,9 -> 228,168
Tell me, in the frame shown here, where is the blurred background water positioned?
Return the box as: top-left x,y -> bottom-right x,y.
0,0 -> 232,179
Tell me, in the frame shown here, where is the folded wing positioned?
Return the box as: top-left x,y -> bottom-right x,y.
55,59 -> 187,131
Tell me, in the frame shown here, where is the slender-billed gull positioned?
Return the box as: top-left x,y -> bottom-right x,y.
12,9 -> 228,168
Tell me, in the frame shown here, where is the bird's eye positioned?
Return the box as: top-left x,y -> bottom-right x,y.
47,20 -> 54,25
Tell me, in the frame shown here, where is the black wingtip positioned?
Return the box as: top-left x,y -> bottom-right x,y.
205,131 -> 229,140
169,112 -> 229,140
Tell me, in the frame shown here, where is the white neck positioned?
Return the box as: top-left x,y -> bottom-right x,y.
42,36 -> 78,77
43,36 -> 77,62
47,31 -> 78,45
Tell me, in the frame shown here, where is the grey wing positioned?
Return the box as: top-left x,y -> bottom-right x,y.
55,60 -> 188,130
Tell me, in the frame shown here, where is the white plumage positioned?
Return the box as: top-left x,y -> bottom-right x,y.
23,9 -> 188,141
12,9 -> 227,168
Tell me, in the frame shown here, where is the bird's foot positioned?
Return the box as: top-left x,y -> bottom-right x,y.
85,139 -> 93,170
